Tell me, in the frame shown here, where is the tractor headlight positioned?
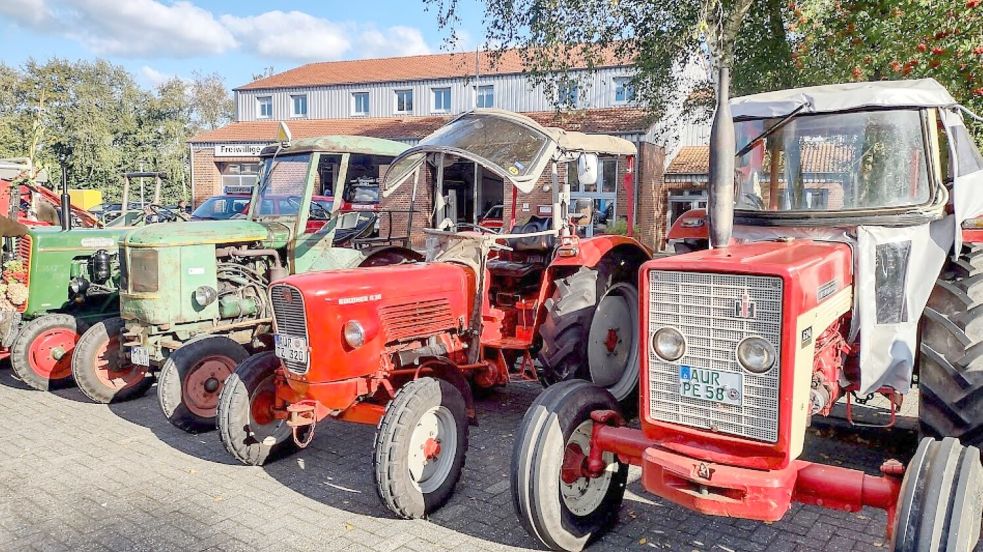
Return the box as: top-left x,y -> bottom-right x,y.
652,327 -> 686,361
737,336 -> 776,373
193,285 -> 218,307
343,320 -> 366,348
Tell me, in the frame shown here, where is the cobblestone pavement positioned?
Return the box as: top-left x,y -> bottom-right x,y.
0,367 -> 979,552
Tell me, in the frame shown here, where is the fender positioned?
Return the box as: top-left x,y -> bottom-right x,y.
359,246 -> 424,267
666,208 -> 708,243
549,234 -> 651,269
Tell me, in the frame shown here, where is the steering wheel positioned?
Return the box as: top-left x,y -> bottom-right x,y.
455,222 -> 499,234
740,193 -> 765,210
144,204 -> 187,222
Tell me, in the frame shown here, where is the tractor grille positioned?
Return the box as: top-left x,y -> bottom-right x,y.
380,298 -> 457,342
3,235 -> 32,313
647,270 -> 783,443
270,284 -> 308,374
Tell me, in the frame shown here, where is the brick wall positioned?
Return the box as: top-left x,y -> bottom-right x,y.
378,165 -> 434,248
190,146 -> 260,205
636,142 -> 666,251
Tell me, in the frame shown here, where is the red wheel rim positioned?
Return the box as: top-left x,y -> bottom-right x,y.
182,355 -> 237,418
93,334 -> 148,391
28,327 -> 78,381
250,376 -> 277,427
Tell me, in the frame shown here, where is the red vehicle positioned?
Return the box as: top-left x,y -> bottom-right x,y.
217,110 -> 651,518
510,78 -> 983,551
665,207 -> 707,253
478,204 -> 505,231
0,159 -> 101,229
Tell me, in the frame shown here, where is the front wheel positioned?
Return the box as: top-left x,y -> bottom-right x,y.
217,352 -> 295,466
373,377 -> 468,519
892,437 -> 982,551
9,314 -> 84,391
72,317 -> 152,403
157,336 -> 248,433
511,380 -> 628,552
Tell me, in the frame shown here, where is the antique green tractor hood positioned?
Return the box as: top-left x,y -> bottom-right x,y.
28,225 -> 127,250
122,220 -> 290,248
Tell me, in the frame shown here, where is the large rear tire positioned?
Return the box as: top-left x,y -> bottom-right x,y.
9,314 -> 83,391
538,265 -> 640,408
157,335 -> 248,433
72,317 -> 152,403
920,245 -> 983,448
217,352 -> 295,466
373,377 -> 468,519
511,380 -> 628,552
891,437 -> 982,551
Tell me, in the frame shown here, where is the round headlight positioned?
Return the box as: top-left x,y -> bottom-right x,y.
652,327 -> 686,361
737,336 -> 776,373
343,320 -> 366,348
193,285 -> 218,307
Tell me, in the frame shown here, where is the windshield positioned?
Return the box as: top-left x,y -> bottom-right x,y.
251,153 -> 312,219
423,114 -> 550,177
734,109 -> 932,212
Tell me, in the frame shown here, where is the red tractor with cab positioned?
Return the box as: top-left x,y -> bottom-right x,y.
216,110 -> 651,518
510,76 -> 983,551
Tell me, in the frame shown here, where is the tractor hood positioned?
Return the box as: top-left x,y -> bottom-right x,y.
122,220 -> 290,248
27,225 -> 127,250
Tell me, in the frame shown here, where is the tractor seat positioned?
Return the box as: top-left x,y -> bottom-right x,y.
332,213 -> 377,246
507,216 -> 554,252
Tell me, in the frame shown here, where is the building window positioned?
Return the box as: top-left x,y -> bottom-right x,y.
432,87 -> 451,113
256,96 -> 272,119
290,94 -> 307,117
614,77 -> 634,104
353,92 -> 369,115
804,188 -> 829,209
395,89 -> 413,113
221,163 -> 260,191
558,83 -> 578,107
476,85 -> 494,108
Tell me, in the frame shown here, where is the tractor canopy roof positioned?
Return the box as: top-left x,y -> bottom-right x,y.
731,78 -> 957,120
259,135 -> 408,158
382,109 -> 636,196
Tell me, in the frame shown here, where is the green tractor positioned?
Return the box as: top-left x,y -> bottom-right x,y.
0,171 -> 180,390
71,134 -> 424,433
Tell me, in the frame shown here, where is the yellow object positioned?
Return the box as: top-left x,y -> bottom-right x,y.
68,189 -> 103,210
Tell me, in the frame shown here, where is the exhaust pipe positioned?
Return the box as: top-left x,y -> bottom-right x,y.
60,164 -> 71,231
707,64 -> 734,249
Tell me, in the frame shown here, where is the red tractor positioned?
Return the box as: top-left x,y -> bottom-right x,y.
510,76 -> 983,551
216,110 -> 651,518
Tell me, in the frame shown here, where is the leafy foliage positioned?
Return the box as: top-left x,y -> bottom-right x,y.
0,59 -> 234,204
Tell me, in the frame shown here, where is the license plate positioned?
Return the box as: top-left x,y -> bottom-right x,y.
679,365 -> 743,406
130,346 -> 150,367
274,334 -> 308,364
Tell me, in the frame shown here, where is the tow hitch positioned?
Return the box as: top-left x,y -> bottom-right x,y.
286,401 -> 317,448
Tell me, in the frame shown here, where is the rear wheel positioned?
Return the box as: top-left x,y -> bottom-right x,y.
72,317 -> 152,403
891,437 -> 982,551
920,245 -> 983,448
511,380 -> 628,552
157,336 -> 248,433
373,377 -> 468,519
217,352 -> 295,466
539,265 -> 640,408
10,314 -> 83,391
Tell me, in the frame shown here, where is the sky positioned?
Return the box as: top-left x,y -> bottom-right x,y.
0,0 -> 488,89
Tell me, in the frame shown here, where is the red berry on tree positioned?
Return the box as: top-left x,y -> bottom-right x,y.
852,67 -> 863,79
932,46 -> 945,55
917,43 -> 928,52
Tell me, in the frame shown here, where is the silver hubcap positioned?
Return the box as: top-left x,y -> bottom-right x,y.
560,420 -> 615,516
408,405 -> 457,494
588,282 -> 639,401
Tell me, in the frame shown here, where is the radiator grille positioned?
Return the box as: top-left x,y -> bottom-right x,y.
647,270 -> 783,443
270,284 -> 308,374
380,298 -> 457,342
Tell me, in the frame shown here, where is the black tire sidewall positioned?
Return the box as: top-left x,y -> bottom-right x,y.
72,317 -> 152,404
512,380 -> 627,552
374,377 -> 469,519
10,313 -> 83,391
158,336 -> 249,433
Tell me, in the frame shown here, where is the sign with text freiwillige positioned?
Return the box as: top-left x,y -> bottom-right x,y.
213,144 -> 268,157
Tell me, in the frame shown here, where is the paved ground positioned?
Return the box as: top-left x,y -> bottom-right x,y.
0,366 -> 977,552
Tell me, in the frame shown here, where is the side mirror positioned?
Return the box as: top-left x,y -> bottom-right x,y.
570,198 -> 593,227
577,153 -> 598,187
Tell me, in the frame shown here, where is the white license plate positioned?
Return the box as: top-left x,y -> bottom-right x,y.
274,334 -> 308,364
679,366 -> 743,406
130,346 -> 150,367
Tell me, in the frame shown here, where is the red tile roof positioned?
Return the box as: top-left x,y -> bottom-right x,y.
238,48 -> 631,90
667,143 -> 860,175
189,108 -> 652,144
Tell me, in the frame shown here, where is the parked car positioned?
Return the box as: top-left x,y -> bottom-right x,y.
477,204 -> 504,231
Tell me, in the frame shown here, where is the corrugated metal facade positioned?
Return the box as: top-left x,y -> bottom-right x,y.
235,67 -> 637,121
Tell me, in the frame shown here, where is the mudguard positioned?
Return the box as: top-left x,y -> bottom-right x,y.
549,234 -> 651,269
